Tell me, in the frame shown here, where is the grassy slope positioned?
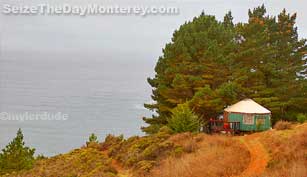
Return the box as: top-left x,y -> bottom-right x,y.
259,123 -> 307,177
3,147 -> 118,177
3,123 -> 307,177
148,133 -> 249,177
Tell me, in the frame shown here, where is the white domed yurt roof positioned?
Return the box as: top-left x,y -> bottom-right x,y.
224,99 -> 271,114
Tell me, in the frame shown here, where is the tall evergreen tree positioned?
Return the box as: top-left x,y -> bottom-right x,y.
273,9 -> 307,120
234,6 -> 307,122
143,13 -> 238,134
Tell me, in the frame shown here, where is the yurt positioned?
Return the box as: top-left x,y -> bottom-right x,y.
224,99 -> 271,131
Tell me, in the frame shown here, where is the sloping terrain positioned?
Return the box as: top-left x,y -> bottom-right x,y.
2,147 -> 118,177
239,123 -> 307,177
3,123 -> 307,177
147,133 -> 249,177
259,123 -> 307,177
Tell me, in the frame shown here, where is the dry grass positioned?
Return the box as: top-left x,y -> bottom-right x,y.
148,134 -> 250,177
168,133 -> 199,153
147,124 -> 307,177
259,123 -> 307,177
273,120 -> 292,130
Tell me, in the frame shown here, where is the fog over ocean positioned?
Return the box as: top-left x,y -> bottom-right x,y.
0,51 -> 155,155
1,0 -> 306,156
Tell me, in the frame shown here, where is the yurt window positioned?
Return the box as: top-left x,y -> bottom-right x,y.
243,114 -> 254,125
256,116 -> 266,125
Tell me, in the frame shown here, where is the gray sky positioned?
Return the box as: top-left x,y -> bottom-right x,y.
1,0 -> 307,61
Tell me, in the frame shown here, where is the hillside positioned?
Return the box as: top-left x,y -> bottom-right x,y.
2,123 -> 307,177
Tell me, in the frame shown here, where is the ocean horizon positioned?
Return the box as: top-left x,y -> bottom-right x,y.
0,50 -> 155,156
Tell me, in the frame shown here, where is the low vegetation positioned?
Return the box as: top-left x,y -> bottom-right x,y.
1,128 -> 251,177
273,120 -> 292,130
4,147 -> 117,177
2,124 -> 307,177
260,123 -> 307,177
148,134 -> 249,177
101,128 -> 180,175
296,113 -> 307,124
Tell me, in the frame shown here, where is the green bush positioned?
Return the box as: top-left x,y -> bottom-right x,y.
167,104 -> 202,133
0,129 -> 35,174
296,113 -> 307,124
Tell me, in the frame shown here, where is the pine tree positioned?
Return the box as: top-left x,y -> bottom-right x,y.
272,9 -> 307,121
0,129 -> 35,174
223,11 -> 234,28
233,6 -> 307,122
142,13 -> 237,134
233,5 -> 281,114
87,133 -> 98,144
167,104 -> 202,133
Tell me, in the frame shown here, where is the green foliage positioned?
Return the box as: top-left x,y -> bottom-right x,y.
0,129 -> 35,174
87,133 -> 98,143
167,104 -> 202,133
143,5 -> 307,133
297,113 -> 307,123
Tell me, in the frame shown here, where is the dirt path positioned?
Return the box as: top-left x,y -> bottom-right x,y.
238,135 -> 269,177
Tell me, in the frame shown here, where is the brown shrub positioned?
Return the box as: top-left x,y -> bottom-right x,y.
100,134 -> 124,151
168,132 -> 193,144
273,120 -> 292,130
168,133 -> 199,153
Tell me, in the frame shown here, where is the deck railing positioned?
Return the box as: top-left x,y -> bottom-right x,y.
207,119 -> 240,134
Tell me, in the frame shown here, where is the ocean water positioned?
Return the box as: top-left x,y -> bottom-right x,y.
0,51 -> 155,156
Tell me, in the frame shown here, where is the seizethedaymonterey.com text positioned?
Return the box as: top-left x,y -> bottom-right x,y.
2,3 -> 180,16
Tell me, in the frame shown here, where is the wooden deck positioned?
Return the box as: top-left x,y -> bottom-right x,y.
207,119 -> 241,134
